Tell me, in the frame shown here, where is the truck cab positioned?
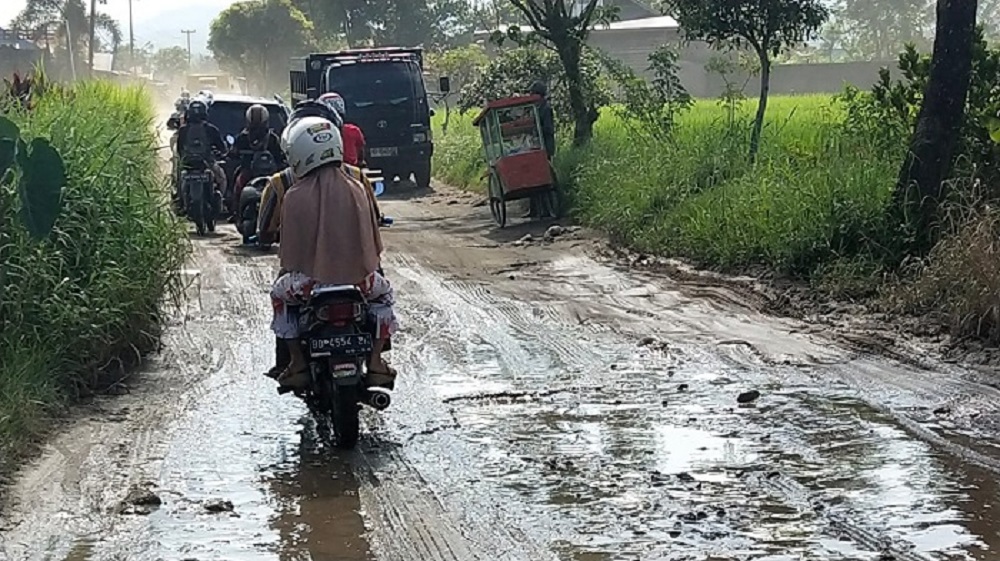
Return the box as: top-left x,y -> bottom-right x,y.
290,47 -> 449,189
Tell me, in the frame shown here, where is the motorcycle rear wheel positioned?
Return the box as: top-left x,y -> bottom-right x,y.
332,384 -> 361,449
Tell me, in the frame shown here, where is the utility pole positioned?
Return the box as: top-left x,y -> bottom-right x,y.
129,0 -> 135,74
181,29 -> 196,70
88,0 -> 97,74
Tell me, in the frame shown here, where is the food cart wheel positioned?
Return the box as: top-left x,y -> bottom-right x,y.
488,171 -> 507,228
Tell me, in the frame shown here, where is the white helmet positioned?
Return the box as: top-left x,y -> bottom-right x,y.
197,89 -> 214,105
285,116 -> 343,178
319,92 -> 346,117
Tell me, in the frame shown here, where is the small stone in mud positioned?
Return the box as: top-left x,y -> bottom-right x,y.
661,399 -> 669,407
677,383 -> 689,392
737,390 -> 761,404
638,336 -> 657,347
933,406 -> 951,415
668,530 -> 682,538
117,486 -> 162,515
513,234 -> 534,246
126,487 -> 161,506
676,472 -> 696,483
544,225 -> 565,240
204,499 -> 235,513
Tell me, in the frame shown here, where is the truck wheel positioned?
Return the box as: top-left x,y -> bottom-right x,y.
414,160 -> 432,190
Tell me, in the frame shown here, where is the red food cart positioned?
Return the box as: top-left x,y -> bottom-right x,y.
473,94 -> 560,228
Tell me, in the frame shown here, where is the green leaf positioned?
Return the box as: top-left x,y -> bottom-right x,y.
16,138 -> 28,169
989,117 -> 1000,144
0,115 -> 19,141
18,138 -> 66,240
0,116 -> 19,178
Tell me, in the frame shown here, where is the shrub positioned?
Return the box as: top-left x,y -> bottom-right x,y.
0,80 -> 187,460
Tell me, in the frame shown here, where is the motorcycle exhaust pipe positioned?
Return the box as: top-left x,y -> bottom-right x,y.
366,390 -> 392,411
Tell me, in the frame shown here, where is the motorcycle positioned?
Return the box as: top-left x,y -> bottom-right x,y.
237,175 -> 270,245
234,146 -> 279,244
280,284 -> 392,449
275,178 -> 392,449
181,161 -> 222,236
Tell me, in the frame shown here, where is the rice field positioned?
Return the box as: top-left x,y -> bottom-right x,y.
433,94 -> 902,273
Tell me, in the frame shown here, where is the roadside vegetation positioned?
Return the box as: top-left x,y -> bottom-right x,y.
432,3 -> 1000,345
0,75 -> 187,463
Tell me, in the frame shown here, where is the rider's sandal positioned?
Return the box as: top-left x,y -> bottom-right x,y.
277,366 -> 310,390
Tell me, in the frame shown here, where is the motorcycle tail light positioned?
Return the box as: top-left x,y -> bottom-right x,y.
315,302 -> 361,322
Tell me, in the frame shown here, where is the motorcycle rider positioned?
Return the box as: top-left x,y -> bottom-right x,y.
269,116 -> 398,390
258,96 -> 385,380
258,94 -> 344,248
230,104 -> 286,215
322,92 -> 366,167
176,99 -> 228,207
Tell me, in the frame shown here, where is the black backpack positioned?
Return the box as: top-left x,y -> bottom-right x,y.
182,122 -> 212,168
246,134 -> 276,176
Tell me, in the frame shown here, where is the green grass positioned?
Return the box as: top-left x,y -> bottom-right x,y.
0,81 -> 188,461
434,94 -> 903,276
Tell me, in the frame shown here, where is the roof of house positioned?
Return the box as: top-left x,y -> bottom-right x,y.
474,15 -> 679,36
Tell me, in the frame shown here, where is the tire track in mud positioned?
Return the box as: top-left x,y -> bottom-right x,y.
374,250 -> 991,560
529,252 -> 1000,477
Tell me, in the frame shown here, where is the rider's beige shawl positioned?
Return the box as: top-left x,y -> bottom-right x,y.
279,165 -> 383,285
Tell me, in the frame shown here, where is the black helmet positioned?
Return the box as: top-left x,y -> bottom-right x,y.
186,100 -> 208,122
529,81 -> 548,97
290,99 -> 343,129
246,104 -> 270,129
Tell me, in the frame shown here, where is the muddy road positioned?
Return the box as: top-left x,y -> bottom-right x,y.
3,187 -> 1000,561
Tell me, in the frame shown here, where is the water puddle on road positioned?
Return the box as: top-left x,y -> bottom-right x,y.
377,257 -> 999,560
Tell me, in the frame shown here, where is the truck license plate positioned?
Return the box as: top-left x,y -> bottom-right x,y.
370,147 -> 398,157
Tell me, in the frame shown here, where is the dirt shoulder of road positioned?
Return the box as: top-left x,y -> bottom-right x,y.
413,182 -> 997,375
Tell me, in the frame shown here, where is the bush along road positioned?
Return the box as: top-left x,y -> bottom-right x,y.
0,79 -> 187,471
3,184 -> 1000,560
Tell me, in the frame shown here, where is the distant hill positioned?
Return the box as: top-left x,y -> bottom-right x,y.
134,3 -> 231,53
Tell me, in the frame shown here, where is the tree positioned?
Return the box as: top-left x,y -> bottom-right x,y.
500,0 -> 619,145
662,0 -> 829,161
470,0 -> 524,31
11,0 -> 121,72
151,46 -> 190,81
427,44 -> 490,91
894,0 -> 978,254
835,0 -> 933,60
292,0 -> 473,50
208,0 -> 315,92
980,0 -> 1000,39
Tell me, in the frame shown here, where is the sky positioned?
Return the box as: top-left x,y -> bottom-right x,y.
1,0 -> 236,51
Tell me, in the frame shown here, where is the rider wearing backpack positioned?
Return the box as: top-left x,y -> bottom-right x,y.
176,99 -> 228,208
231,104 -> 286,216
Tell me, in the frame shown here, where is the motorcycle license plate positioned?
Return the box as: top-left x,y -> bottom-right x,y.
370,147 -> 398,157
308,333 -> 373,357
